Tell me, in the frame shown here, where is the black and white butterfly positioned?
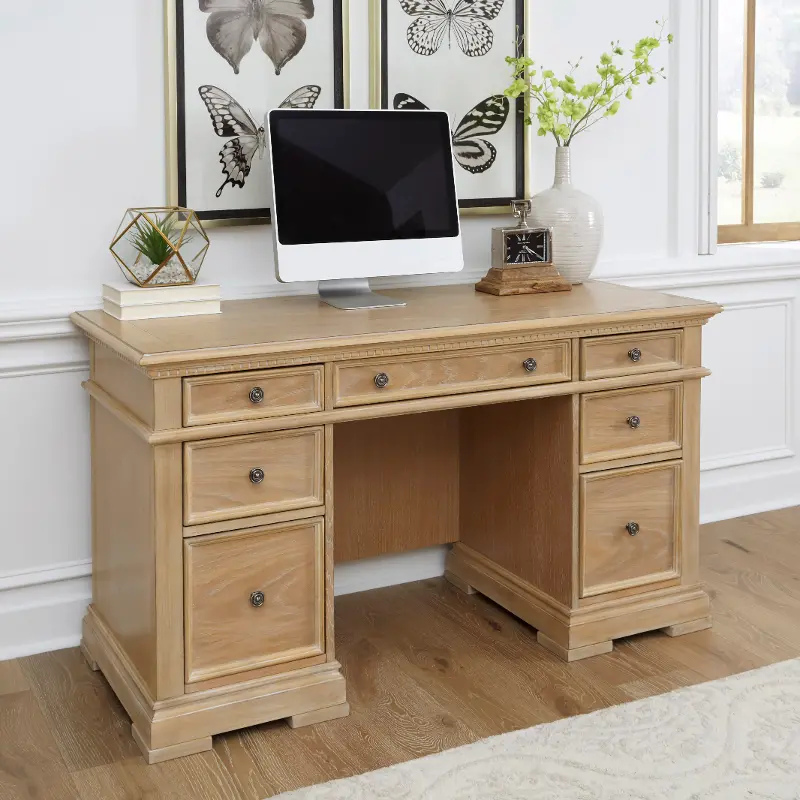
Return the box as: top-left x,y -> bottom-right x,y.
394,93 -> 509,174
199,0 -> 314,75
398,0 -> 504,57
199,85 -> 321,197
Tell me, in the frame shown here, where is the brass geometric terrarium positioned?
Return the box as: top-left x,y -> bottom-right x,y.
110,207 -> 210,287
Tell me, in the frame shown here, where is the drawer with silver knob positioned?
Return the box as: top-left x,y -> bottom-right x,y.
183,427 -> 324,525
580,383 -> 683,465
580,330 -> 684,381
331,341 -> 571,408
580,462 -> 681,597
182,365 -> 324,426
184,518 -> 324,683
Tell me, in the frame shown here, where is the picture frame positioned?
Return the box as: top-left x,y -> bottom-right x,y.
165,0 -> 350,227
369,0 -> 530,215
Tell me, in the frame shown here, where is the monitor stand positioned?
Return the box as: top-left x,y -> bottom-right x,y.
318,279 -> 406,310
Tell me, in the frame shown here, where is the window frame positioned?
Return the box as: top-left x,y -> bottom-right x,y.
718,0 -> 800,244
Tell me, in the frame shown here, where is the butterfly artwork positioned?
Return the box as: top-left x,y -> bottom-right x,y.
199,0 -> 315,75
398,0 -> 504,57
394,93 -> 509,174
199,85 -> 321,197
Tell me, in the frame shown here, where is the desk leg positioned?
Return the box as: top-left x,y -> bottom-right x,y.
536,632 -> 613,662
444,569 -> 476,595
662,617 -> 712,637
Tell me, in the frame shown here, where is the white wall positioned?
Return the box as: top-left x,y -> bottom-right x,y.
1,0 -> 799,659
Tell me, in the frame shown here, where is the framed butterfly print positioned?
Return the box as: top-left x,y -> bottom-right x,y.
370,0 -> 529,215
165,0 -> 349,226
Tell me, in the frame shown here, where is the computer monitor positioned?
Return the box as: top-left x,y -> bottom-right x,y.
266,109 -> 464,309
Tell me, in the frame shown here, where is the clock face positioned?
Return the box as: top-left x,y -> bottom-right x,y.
505,230 -> 549,265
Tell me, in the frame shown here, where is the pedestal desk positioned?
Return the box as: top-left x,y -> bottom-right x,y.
70,282 -> 721,763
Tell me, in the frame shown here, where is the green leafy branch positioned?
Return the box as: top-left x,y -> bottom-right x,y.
504,20 -> 673,146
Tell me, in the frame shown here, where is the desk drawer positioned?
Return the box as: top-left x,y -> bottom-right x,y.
332,342 -> 571,407
580,463 -> 681,597
184,428 -> 324,525
183,366 -> 323,426
580,383 -> 682,464
184,519 -> 324,683
581,331 -> 683,380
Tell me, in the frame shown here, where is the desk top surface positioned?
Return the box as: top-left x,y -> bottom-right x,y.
72,281 -> 721,369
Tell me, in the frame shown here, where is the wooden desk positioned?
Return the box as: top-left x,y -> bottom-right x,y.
71,282 -> 721,763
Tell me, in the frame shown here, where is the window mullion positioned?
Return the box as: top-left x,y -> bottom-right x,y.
742,0 -> 757,227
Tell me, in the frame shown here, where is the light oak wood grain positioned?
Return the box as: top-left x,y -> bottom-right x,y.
459,397 -> 575,605
580,383 -> 683,464
580,462 -> 682,598
94,342 -> 156,426
183,428 -> 324,525
91,401 -> 158,696
85,365 -> 712,447
333,412 -> 460,562
70,283 -> 720,375
184,519 -> 325,684
183,365 -> 324,426
581,330 -> 683,380
68,281 -> 721,761
332,341 -> 571,407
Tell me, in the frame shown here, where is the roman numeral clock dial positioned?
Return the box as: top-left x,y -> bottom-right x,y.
505,231 -> 549,265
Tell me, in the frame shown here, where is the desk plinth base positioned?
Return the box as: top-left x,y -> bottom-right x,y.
475,265 -> 572,296
446,543 -> 712,662
81,607 -> 348,764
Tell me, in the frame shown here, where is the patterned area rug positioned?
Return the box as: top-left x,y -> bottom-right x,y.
273,658 -> 800,799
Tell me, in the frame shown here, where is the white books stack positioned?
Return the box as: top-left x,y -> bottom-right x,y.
102,282 -> 221,321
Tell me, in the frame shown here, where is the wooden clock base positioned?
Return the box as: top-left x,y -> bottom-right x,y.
475,264 -> 572,296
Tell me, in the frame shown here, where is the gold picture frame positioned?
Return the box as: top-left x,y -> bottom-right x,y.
164,0 -> 351,228
368,0 -> 531,216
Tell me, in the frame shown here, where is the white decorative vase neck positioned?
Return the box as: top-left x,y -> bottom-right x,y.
529,146 -> 604,285
553,146 -> 572,185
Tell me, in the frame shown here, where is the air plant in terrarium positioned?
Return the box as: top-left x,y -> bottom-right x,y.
110,207 -> 210,287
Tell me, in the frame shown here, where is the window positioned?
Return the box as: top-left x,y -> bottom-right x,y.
718,0 -> 800,243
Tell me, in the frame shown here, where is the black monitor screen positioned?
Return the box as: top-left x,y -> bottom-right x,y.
269,110 -> 459,245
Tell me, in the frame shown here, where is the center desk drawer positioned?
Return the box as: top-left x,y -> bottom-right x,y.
581,383 -> 683,464
184,518 -> 324,684
332,342 -> 571,407
183,365 -> 323,426
184,428 -> 324,525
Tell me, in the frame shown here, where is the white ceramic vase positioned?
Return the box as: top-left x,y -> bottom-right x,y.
529,146 -> 604,284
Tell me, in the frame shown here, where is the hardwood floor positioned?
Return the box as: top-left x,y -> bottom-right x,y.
2,506 -> 799,800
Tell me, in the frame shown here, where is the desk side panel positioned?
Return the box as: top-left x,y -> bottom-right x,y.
91,401 -> 158,697
459,396 -> 575,606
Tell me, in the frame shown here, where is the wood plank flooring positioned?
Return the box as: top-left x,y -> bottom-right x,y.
2,506 -> 799,800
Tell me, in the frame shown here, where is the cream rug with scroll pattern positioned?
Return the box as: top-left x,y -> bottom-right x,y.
274,658 -> 800,799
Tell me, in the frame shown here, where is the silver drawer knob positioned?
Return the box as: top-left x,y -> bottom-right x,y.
523,358 -> 538,373
249,467 -> 265,484
628,348 -> 642,362
249,386 -> 265,404
374,372 -> 390,389
627,415 -> 641,429
250,591 -> 265,608
626,521 -> 640,536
